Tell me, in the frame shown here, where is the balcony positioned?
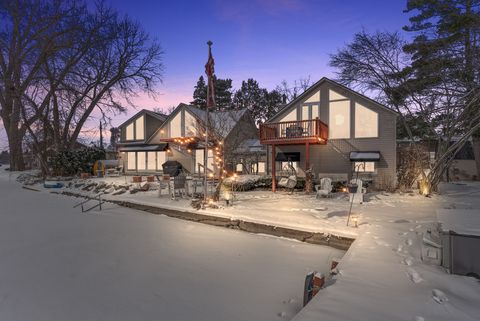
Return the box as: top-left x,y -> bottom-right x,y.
259,118 -> 328,145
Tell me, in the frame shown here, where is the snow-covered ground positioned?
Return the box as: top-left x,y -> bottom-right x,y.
3,170 -> 480,321
0,171 -> 343,321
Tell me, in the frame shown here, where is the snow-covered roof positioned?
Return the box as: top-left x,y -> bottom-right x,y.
185,105 -> 248,138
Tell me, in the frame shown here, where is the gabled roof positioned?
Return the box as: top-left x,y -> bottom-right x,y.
148,103 -> 248,141
117,109 -> 167,129
268,77 -> 398,123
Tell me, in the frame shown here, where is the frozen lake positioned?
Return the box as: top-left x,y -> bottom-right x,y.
0,174 -> 344,321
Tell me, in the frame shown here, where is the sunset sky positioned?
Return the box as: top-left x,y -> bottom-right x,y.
0,0 -> 411,149
106,0 -> 410,111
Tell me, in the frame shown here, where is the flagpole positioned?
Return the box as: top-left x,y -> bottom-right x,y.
204,41 -> 212,204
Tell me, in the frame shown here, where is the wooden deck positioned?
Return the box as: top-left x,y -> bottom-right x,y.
259,118 -> 328,145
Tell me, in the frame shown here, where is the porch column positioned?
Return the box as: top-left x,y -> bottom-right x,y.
272,144 -> 276,193
305,142 -> 310,170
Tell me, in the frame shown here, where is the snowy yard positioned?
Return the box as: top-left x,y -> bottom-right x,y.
3,170 -> 480,321
0,172 -> 343,321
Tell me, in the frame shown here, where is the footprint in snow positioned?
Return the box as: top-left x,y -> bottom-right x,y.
415,224 -> 422,229
277,311 -> 287,318
375,239 -> 390,247
405,238 -> 413,246
398,231 -> 408,236
396,244 -> 404,252
432,289 -> 448,304
402,257 -> 414,266
407,268 -> 423,283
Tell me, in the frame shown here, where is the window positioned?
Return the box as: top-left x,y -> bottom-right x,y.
329,100 -> 350,139
137,152 -> 146,170
304,90 -> 320,103
251,162 -> 265,174
147,152 -> 156,170
311,104 -> 319,119
185,112 -> 197,137
355,103 -> 378,138
170,112 -> 182,137
281,109 -> 297,122
157,151 -> 166,170
207,149 -> 214,171
236,163 -> 243,172
329,89 -> 348,101
354,162 -> 375,172
135,116 -> 144,140
127,152 -> 136,170
302,105 -> 309,120
126,123 -> 134,141
195,149 -> 204,173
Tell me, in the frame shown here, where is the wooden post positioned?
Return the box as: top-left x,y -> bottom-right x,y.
305,142 -> 310,170
272,144 -> 276,193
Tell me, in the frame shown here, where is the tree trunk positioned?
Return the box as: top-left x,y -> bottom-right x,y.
7,130 -> 25,171
472,135 -> 480,180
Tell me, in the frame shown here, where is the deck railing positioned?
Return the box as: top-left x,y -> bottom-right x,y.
260,118 -> 328,144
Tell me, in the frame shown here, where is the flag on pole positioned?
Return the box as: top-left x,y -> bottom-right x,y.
205,41 -> 215,108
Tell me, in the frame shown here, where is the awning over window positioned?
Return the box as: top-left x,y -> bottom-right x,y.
350,151 -> 381,162
275,152 -> 300,162
118,143 -> 168,152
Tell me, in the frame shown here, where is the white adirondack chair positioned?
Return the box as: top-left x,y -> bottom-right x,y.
315,177 -> 332,198
349,178 -> 366,204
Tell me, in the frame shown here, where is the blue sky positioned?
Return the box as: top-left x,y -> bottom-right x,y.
106,0 -> 410,112
0,0 -> 412,149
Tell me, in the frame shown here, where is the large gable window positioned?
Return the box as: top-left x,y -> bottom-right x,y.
329,100 -> 350,139
329,89 -> 348,101
126,124 -> 134,141
280,109 -> 297,122
125,115 -> 144,141
170,112 -> 182,138
185,112 -> 197,137
355,103 -> 378,138
304,90 -> 320,103
135,116 -> 144,140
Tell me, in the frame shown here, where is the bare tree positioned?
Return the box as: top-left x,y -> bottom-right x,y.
330,30 -> 480,193
0,0 -> 164,173
0,0 -> 86,170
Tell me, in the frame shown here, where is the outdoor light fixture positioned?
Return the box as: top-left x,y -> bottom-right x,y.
353,217 -> 358,228
224,191 -> 231,206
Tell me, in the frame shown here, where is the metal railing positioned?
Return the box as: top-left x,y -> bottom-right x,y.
260,118 -> 328,143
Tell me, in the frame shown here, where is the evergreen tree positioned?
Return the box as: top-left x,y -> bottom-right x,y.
403,0 -> 480,178
191,75 -> 233,109
232,79 -> 267,124
191,76 -> 207,107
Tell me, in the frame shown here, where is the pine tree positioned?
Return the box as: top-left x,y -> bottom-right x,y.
403,0 -> 480,178
191,75 -> 233,109
191,76 -> 207,107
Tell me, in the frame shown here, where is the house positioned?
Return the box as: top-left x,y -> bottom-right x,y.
117,104 -> 260,176
397,138 -> 478,182
260,77 -> 398,191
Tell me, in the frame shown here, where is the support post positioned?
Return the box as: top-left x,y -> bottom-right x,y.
305,142 -> 310,170
272,144 -> 276,193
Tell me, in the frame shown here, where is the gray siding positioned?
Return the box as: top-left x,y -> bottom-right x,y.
267,79 -> 397,189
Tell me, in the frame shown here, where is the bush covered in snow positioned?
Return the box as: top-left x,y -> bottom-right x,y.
52,147 -> 105,176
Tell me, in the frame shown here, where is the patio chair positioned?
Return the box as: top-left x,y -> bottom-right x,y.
156,175 -> 171,197
315,177 -> 332,198
171,174 -> 187,200
349,178 -> 366,204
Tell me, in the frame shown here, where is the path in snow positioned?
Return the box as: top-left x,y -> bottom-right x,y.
0,173 -> 343,321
